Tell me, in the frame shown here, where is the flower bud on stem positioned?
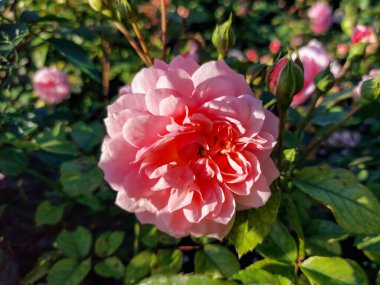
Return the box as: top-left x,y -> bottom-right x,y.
212,14 -> 235,60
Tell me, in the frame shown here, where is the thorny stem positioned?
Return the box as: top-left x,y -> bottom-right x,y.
298,104 -> 361,166
337,60 -> 351,79
276,107 -> 288,170
160,0 -> 167,61
132,22 -> 153,65
113,21 -> 150,66
296,91 -> 323,137
101,40 -> 111,98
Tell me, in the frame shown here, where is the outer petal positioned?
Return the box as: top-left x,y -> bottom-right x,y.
131,67 -> 166,94
192,60 -> 253,96
169,55 -> 200,76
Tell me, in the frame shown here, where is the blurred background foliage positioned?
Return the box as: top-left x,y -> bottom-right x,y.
1,0 -> 380,284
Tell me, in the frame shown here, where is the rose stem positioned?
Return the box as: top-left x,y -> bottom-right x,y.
277,107 -> 287,170
160,0 -> 167,61
101,39 -> 111,99
131,22 -> 153,65
113,21 -> 150,66
296,91 -> 323,138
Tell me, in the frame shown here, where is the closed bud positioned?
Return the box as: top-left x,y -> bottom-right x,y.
246,64 -> 267,86
314,66 -> 334,93
212,14 -> 235,60
88,0 -> 103,11
360,77 -> 380,106
347,42 -> 367,62
266,53 -> 304,109
114,0 -> 138,22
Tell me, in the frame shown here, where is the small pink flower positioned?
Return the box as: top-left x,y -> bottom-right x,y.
99,56 -> 279,239
33,67 -> 70,104
291,35 -> 303,47
292,40 -> 340,106
269,39 -> 281,54
351,25 -> 377,44
246,49 -> 258,62
307,2 -> 333,35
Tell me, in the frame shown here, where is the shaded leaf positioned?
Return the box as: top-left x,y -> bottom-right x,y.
125,250 -> 155,285
35,201 -> 65,226
294,167 -> 380,235
56,227 -> 92,259
152,249 -> 183,275
94,257 -> 125,279
47,258 -> 91,285
138,274 -> 237,285
95,231 -> 125,258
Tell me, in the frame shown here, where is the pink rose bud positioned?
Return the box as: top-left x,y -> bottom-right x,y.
33,67 -> 70,104
98,55 -> 279,240
307,2 -> 333,35
336,43 -> 349,57
177,6 -> 190,19
245,48 -> 258,62
351,25 -> 377,44
269,39 -> 281,54
266,55 -> 304,108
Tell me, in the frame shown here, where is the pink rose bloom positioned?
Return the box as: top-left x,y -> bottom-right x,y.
177,6 -> 190,19
336,43 -> 349,57
99,56 -> 279,239
351,25 -> 377,44
353,69 -> 380,102
307,2 -> 333,35
33,67 -> 70,104
292,40 -> 340,106
269,39 -> 281,54
118,85 -> 132,97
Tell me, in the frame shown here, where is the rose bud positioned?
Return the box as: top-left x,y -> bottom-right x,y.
246,64 -> 267,86
88,0 -> 103,11
212,14 -> 235,59
351,25 -> 377,45
314,66 -> 335,93
116,0 -> 138,22
266,53 -> 304,108
359,76 -> 380,106
269,38 -> 281,54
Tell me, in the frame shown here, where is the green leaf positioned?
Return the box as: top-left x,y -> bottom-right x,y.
305,238 -> 341,257
194,244 -> 239,278
300,256 -> 368,285
39,139 -> 79,156
0,148 -> 27,175
95,231 -> 125,258
21,251 -> 60,285
227,190 -> 281,257
256,221 -> 298,265
35,201 -> 65,226
56,227 -> 92,259
47,258 -> 91,285
60,157 -> 103,197
125,250 -> 155,285
71,122 -> 104,152
140,225 -> 159,248
232,267 -> 292,285
305,219 -> 348,242
138,274 -> 237,285
355,235 -> 380,263
294,167 -> 380,235
152,249 -> 183,275
244,259 -> 296,283
94,257 -> 125,279
49,38 -> 101,83
31,44 -> 49,69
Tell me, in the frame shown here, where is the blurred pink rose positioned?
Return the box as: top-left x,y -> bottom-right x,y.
353,69 -> 380,101
269,39 -> 281,54
246,49 -> 258,62
351,25 -> 377,44
182,40 -> 200,63
33,67 -> 70,104
307,2 -> 333,35
228,49 -> 245,61
177,6 -> 190,19
99,56 -> 279,239
291,35 -> 303,47
292,40 -> 340,106
336,43 -> 349,57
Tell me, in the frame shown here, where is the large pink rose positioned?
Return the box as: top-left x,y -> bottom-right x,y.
307,2 -> 333,35
292,40 -> 340,106
99,56 -> 279,239
33,67 -> 70,104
